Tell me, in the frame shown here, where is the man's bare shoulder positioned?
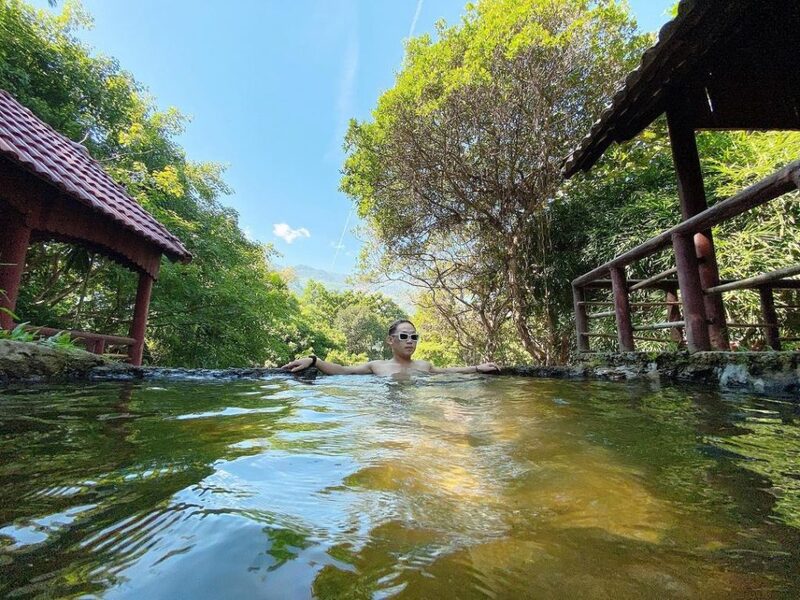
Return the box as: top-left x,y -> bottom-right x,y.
411,360 -> 433,372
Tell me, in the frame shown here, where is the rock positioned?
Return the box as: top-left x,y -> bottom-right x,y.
0,340 -> 108,383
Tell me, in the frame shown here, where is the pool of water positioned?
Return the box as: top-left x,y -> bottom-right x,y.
0,375 -> 799,598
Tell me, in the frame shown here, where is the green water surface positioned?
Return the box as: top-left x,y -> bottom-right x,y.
1,376 -> 799,598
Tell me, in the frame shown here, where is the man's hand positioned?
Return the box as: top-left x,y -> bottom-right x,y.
281,357 -> 314,372
476,362 -> 501,374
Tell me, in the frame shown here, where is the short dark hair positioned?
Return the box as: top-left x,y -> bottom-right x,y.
387,319 -> 415,336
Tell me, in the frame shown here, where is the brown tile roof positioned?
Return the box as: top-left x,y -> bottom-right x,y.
562,0 -> 761,178
0,89 -> 191,262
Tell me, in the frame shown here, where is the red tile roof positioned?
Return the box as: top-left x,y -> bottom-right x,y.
0,89 -> 191,262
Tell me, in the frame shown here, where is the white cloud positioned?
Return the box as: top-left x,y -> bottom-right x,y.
273,223 -> 310,244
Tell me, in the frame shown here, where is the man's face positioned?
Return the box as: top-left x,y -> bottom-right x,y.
387,323 -> 418,358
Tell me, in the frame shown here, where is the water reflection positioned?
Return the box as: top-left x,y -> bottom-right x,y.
0,376 -> 798,598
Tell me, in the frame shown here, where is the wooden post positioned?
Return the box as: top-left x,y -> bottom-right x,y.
128,272 -> 154,366
758,287 -> 781,351
666,287 -> 684,346
610,266 -> 635,352
573,284 -> 590,352
0,220 -> 31,330
673,232 -> 710,352
666,105 -> 729,350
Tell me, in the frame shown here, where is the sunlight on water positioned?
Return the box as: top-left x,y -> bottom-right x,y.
0,376 -> 799,598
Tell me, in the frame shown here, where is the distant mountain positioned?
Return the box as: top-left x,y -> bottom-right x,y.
282,264 -> 417,314
285,264 -> 350,293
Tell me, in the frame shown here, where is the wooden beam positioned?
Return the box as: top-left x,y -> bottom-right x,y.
758,288 -> 781,351
128,272 -> 154,366
666,104 -> 729,350
610,267 -> 635,351
629,267 -> 679,291
583,279 -> 682,290
579,301 -> 682,309
572,160 -> 800,287
26,326 -> 136,346
693,232 -> 729,349
0,215 -> 31,330
673,232 -> 710,351
584,277 -> 800,290
572,285 -> 590,352
666,288 -> 684,345
705,265 -> 800,294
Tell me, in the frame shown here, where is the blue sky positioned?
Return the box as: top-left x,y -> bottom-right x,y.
33,0 -> 675,275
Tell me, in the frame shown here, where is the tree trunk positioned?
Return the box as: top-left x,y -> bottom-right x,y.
507,243 -> 542,363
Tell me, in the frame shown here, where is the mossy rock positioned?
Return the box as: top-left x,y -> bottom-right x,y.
0,339 -> 109,383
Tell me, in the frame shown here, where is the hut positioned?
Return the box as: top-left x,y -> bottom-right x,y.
0,90 -> 191,365
563,0 -> 800,353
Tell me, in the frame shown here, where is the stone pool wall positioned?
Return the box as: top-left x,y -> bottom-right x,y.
511,351 -> 800,397
1,340 -> 798,398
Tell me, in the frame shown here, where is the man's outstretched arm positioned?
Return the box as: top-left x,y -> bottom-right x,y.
281,356 -> 374,375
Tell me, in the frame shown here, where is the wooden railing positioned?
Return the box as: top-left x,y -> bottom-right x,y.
572,160 -> 800,353
26,326 -> 136,359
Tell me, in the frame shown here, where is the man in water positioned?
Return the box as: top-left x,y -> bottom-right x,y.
281,319 -> 500,376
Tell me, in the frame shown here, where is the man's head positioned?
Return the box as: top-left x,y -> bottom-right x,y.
386,319 -> 418,359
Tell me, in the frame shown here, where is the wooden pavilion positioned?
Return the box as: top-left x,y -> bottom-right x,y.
0,90 -> 191,365
563,0 -> 800,353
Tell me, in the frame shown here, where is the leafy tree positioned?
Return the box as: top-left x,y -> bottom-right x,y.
342,0 -> 647,364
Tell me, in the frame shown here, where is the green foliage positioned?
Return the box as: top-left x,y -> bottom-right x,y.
0,322 -> 36,342
0,0 -> 333,367
298,280 -> 407,362
41,330 -> 79,349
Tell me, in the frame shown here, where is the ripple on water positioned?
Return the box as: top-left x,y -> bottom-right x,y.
1,377 -> 799,598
